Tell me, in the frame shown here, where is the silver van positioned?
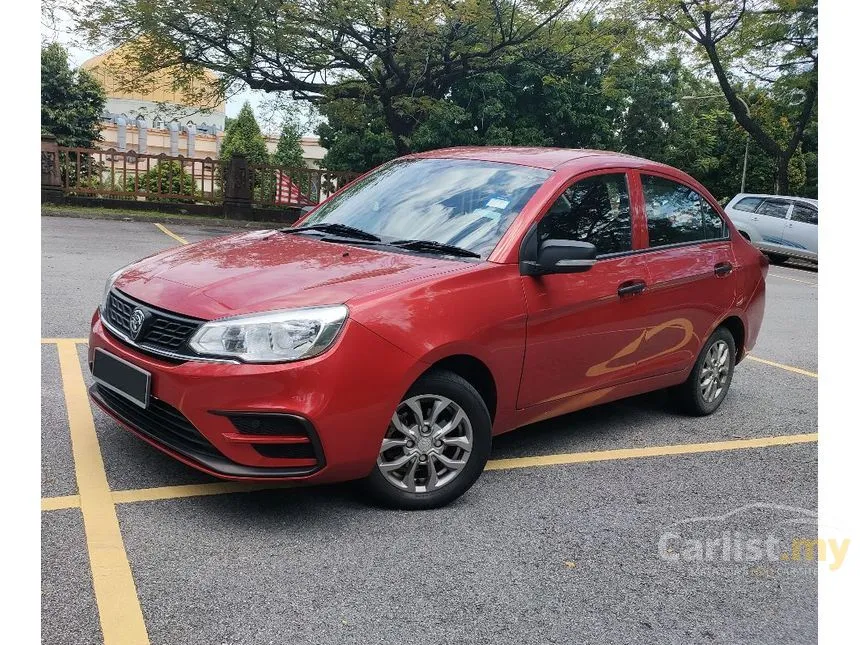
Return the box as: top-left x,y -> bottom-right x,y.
724,193 -> 818,263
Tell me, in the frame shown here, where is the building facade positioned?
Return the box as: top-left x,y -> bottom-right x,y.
81,47 -> 325,168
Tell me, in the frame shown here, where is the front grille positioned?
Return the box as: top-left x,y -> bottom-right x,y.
105,290 -> 202,356
95,384 -> 222,460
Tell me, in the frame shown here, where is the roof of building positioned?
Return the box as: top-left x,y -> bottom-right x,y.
82,45 -> 226,113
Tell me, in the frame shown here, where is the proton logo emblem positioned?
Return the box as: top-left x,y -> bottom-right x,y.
129,308 -> 147,340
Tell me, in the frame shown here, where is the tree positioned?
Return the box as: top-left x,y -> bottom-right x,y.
75,0 -> 599,156
272,118 -> 306,169
632,0 -> 817,194
219,102 -> 269,165
41,42 -> 106,147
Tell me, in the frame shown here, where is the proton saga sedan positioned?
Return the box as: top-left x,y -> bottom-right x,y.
88,147 -> 768,509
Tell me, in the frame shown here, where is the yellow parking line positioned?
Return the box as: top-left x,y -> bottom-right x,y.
112,482 -> 287,505
747,355 -> 818,378
484,432 -> 818,471
41,494 -> 80,511
42,338 -> 88,344
56,340 -> 149,645
40,431 -> 817,510
769,273 -> 817,286
154,222 -> 188,245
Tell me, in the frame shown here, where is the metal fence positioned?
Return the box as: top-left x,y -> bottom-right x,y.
249,163 -> 357,207
51,145 -> 358,209
57,147 -> 226,203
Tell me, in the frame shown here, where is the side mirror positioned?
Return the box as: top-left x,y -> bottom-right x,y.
520,239 -> 597,276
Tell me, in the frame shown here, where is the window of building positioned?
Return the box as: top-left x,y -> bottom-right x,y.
538,173 -> 632,256
642,175 -> 729,247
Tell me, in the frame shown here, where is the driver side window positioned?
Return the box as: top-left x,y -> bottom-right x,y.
538,173 -> 632,256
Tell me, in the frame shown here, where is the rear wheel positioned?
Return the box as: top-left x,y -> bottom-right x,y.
364,370 -> 491,509
673,327 -> 736,416
767,253 -> 790,265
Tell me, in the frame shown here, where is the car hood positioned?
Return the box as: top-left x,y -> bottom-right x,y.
114,230 -> 462,319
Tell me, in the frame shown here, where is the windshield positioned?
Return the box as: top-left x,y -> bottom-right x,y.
303,158 -> 552,259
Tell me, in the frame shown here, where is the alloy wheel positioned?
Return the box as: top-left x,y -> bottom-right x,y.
700,339 -> 731,403
377,395 -> 474,494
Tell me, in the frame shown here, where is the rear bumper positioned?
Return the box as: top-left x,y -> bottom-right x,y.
88,309 -> 421,483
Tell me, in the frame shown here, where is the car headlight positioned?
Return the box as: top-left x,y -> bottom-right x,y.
188,305 -> 348,363
101,266 -> 127,313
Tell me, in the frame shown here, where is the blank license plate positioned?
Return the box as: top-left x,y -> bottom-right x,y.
92,348 -> 151,408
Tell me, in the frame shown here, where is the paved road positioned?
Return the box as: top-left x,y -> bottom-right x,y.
41,216 -> 818,645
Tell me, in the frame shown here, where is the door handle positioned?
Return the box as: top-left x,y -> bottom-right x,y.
617,280 -> 647,297
714,262 -> 733,277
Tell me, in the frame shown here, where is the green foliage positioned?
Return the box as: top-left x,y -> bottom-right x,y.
219,102 -> 269,165
272,119 -> 306,169
41,42 -> 106,147
127,161 -> 196,202
75,0 -> 816,197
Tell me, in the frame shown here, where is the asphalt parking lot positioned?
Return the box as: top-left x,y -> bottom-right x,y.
41,215 -> 818,645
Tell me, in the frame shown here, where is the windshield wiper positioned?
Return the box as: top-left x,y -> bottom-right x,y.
389,239 -> 481,258
282,223 -> 381,242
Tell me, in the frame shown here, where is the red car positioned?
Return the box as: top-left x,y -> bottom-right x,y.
88,147 -> 767,509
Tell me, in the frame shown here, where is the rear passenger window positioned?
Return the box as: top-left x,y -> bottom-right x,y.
538,173 -> 631,255
642,175 -> 729,247
734,196 -> 763,212
791,203 -> 818,225
757,200 -> 791,218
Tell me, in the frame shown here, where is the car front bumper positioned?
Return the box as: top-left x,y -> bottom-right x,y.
88,309 -> 420,484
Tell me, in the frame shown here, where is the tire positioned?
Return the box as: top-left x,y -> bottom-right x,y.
767,253 -> 790,265
363,370 -> 492,510
673,326 -> 736,416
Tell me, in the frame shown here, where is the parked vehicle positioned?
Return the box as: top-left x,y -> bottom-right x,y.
724,193 -> 818,263
88,148 -> 768,509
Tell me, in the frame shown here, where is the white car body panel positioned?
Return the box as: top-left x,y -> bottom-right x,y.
724,193 -> 818,262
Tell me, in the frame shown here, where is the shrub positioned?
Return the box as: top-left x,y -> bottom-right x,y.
127,160 -> 196,202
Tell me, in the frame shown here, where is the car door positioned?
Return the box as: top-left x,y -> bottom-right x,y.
752,198 -> 792,251
785,201 -> 818,258
633,173 -> 738,378
518,170 -> 654,408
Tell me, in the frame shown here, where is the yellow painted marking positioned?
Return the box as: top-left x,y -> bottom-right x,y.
483,433 -> 817,472
769,273 -> 817,286
41,494 -> 80,511
56,340 -> 149,644
154,222 -> 188,245
42,338 -> 88,344
36,432 -> 820,511
112,482 -> 287,505
747,356 -> 818,378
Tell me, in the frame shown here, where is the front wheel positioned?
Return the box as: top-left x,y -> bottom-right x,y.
363,370 -> 491,510
673,327 -> 736,416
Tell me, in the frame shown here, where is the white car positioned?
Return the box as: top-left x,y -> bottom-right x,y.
723,193 -> 818,263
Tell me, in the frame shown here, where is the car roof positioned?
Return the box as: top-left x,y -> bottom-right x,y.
407,146 -> 667,171
731,193 -> 818,206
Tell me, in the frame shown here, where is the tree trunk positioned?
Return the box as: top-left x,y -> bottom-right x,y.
379,94 -> 411,157
776,154 -> 790,196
